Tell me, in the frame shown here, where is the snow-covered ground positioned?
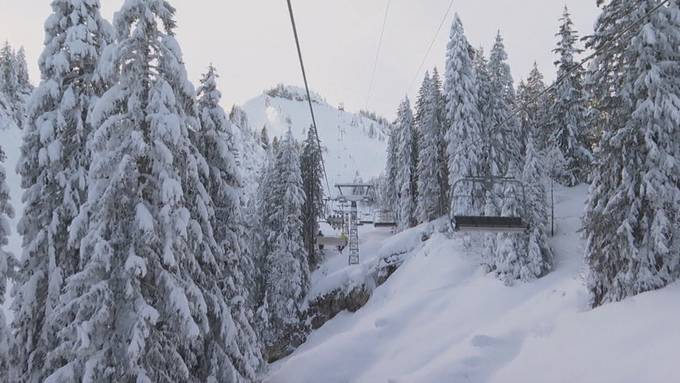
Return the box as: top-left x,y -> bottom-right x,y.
266,185 -> 680,383
242,85 -> 388,195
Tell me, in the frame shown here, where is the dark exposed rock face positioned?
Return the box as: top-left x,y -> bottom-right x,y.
265,252 -> 405,363
265,225 -> 435,364
307,251 -> 404,330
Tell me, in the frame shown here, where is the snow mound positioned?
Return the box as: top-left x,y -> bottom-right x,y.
242,85 -> 389,194
266,185 -> 680,383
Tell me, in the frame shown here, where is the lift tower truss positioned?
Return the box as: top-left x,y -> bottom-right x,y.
335,184 -> 374,265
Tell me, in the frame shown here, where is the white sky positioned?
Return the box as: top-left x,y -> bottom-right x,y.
0,0 -> 600,119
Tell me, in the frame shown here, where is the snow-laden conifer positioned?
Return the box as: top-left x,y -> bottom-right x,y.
14,47 -> 31,92
491,137 -> 553,284
549,6 -> 592,186
444,15 -> 484,216
0,43 -> 18,103
431,68 -> 449,210
260,129 -> 309,358
487,32 -> 522,176
301,126 -> 325,269
584,0 -> 680,306
0,145 -> 14,383
517,63 -> 549,154
44,1 -> 259,381
395,97 -> 418,229
11,1 -> 112,380
416,68 -> 448,222
383,122 -> 399,215
194,65 -> 263,379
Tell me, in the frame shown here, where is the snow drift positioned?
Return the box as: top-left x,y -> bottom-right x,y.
266,185 -> 680,383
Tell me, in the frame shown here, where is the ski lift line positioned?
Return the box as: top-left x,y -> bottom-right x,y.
407,0 -> 456,94
365,0 -> 393,109
285,0 -> 332,193
496,0 -> 671,134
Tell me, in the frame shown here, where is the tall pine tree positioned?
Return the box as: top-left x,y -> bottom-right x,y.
0,146 -> 14,383
300,126 -> 325,269
0,42 -> 18,103
431,68 -> 449,213
416,68 -> 448,222
517,63 -> 549,155
260,129 -> 309,359
11,1 -> 112,381
487,32 -> 522,176
584,0 -> 680,306
444,15 -> 484,216
383,122 -> 399,215
395,97 -> 418,229
549,6 -> 592,186
45,1 -> 258,381
194,65 -> 263,379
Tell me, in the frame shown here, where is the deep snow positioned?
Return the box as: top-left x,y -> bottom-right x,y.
266,185 -> 680,383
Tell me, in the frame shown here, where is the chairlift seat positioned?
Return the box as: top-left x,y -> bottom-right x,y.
316,236 -> 348,247
452,215 -> 529,232
374,221 -> 398,228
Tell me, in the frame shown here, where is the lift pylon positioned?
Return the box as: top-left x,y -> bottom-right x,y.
335,183 -> 374,265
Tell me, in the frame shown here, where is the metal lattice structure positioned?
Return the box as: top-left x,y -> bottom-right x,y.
335,183 -> 375,265
348,202 -> 360,265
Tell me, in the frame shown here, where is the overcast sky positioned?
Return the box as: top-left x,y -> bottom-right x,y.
0,0 -> 600,119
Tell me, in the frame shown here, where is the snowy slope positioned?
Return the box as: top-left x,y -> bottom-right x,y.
266,185 -> 680,383
242,85 -> 388,194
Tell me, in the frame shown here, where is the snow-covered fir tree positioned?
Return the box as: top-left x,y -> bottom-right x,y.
474,47 -> 492,144
522,138 -> 553,279
584,0 -> 680,307
492,138 -> 553,284
253,143 -> 278,332
494,137 -> 553,283
0,42 -> 18,103
259,129 -> 309,359
484,32 -> 527,278
431,68 -> 449,211
416,69 -> 447,222
301,126 -> 325,269
517,63 -> 549,155
492,165 -> 526,283
383,122 -> 399,216
11,1 -> 112,381
42,1 -> 260,381
487,31 -> 522,176
395,97 -> 418,229
549,6 -> 592,186
260,126 -> 271,152
194,65 -> 263,379
444,15 -> 484,216
0,145 -> 15,383
0,42 -> 32,123
14,47 -> 31,91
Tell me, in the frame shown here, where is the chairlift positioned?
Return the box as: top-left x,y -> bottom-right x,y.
449,176 -> 529,233
335,183 -> 375,203
373,209 -> 397,228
